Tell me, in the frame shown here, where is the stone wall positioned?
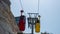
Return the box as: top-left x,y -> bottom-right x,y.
0,0 -> 19,34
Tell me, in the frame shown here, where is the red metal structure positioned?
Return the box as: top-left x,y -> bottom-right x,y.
18,10 -> 26,31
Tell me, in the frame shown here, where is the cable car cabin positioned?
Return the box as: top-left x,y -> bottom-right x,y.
18,15 -> 26,31
35,19 -> 40,33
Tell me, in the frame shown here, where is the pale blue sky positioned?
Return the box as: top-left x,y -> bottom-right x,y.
10,0 -> 60,34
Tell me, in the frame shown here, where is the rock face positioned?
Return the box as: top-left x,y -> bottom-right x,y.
0,0 -> 19,34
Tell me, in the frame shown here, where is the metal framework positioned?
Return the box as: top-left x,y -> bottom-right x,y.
27,13 -> 39,34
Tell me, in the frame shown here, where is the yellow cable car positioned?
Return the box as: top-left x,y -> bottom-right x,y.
35,15 -> 40,33
35,20 -> 40,33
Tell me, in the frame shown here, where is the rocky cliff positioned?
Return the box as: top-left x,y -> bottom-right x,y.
0,0 -> 19,34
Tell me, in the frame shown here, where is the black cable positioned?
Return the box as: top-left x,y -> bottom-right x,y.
19,0 -> 23,10
38,0 -> 40,13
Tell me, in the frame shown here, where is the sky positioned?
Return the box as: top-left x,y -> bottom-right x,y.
10,0 -> 60,34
